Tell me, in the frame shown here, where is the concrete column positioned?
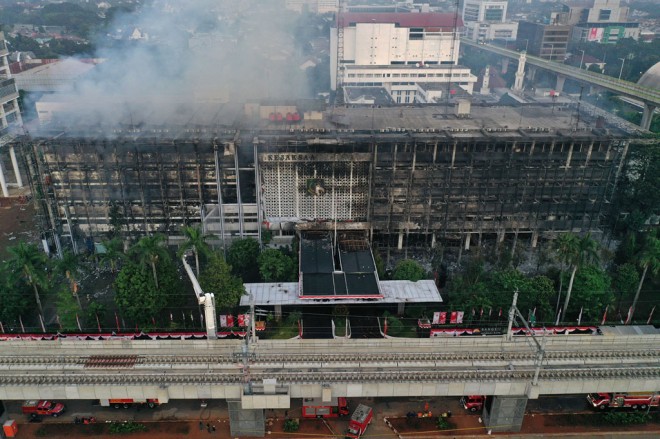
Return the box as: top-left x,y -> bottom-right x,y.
501,58 -> 509,75
526,66 -> 537,82
397,302 -> 405,315
483,395 -> 528,432
480,65 -> 491,95
513,53 -> 526,92
431,233 -> 436,249
554,75 -> 566,94
397,231 -> 404,250
464,233 -> 471,250
9,146 -> 23,187
641,103 -> 656,131
274,304 -> 282,320
0,161 -> 9,197
497,229 -> 505,243
531,231 -> 539,248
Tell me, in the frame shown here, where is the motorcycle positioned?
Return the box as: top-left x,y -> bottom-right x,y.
74,416 -> 97,424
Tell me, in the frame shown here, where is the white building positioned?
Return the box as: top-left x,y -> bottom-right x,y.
285,0 -> 339,14
562,0 -> 640,43
0,32 -> 24,197
462,0 -> 518,42
330,12 -> 476,101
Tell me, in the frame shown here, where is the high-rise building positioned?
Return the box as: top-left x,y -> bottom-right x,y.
330,13 -> 476,102
561,0 -> 640,43
14,101 -> 633,255
0,32 -> 25,197
516,22 -> 571,61
462,0 -> 518,42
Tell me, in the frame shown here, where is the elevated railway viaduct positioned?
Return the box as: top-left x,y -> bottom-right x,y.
1,331 -> 659,433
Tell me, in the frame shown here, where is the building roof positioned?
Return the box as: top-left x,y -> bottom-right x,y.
299,233 -> 381,299
638,62 -> 660,90
241,279 -> 442,306
338,13 -> 462,29
344,86 -> 395,106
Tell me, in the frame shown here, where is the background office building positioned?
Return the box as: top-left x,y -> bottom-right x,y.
462,0 -> 518,42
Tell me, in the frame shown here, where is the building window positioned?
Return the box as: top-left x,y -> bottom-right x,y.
598,9 -> 611,21
409,27 -> 424,40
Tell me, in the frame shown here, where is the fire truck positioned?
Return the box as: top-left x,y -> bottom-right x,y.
460,395 -> 485,412
22,400 -> 65,417
100,398 -> 160,409
345,404 -> 373,439
587,393 -> 659,410
302,397 -> 349,418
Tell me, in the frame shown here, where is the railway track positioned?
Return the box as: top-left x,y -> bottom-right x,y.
0,348 -> 657,367
0,366 -> 657,386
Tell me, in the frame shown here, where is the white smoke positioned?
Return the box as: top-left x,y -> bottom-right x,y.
49,0 -> 311,126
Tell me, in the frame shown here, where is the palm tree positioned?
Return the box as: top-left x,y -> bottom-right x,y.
54,251 -> 84,309
177,226 -> 212,276
631,234 -> 660,315
553,233 -> 577,314
99,237 -> 125,273
556,233 -> 600,322
130,234 -> 168,289
7,242 -> 49,316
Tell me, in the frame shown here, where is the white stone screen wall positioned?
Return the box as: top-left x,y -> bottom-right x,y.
259,154 -> 369,222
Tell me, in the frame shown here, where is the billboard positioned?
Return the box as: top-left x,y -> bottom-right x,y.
587,27 -> 604,42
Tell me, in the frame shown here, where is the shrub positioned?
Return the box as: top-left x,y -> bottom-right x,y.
603,412 -> 650,426
108,421 -> 148,434
283,419 -> 300,432
437,416 -> 454,430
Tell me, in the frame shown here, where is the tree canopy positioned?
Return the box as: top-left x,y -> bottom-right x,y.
393,259 -> 426,282
199,252 -> 245,311
114,258 -> 182,326
258,248 -> 296,282
227,238 -> 261,282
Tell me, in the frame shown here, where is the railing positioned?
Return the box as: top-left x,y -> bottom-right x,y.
461,39 -> 660,105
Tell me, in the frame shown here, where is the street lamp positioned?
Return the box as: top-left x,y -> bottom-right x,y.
521,38 -> 529,53
618,57 -> 625,80
579,49 -> 585,70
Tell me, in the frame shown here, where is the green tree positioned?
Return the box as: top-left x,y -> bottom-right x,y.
227,238 -> 261,282
568,265 -> 614,321
393,259 -> 426,281
115,259 -> 181,325
129,234 -> 169,289
553,233 -> 600,322
55,286 -> 80,331
98,237 -> 125,273
177,226 -> 212,276
7,242 -> 50,316
613,263 -> 640,305
0,261 -> 32,323
199,252 -> 246,310
631,234 -> 660,314
54,251 -> 84,309
257,248 -> 295,282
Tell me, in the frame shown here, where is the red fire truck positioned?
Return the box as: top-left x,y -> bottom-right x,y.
345,404 -> 373,438
460,395 -> 485,412
100,398 -> 160,409
587,393 -> 659,410
22,400 -> 65,417
302,397 -> 349,418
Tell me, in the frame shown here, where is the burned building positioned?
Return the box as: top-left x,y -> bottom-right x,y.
15,100 -> 633,254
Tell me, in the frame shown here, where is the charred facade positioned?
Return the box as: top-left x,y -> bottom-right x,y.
15,104 -> 631,253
